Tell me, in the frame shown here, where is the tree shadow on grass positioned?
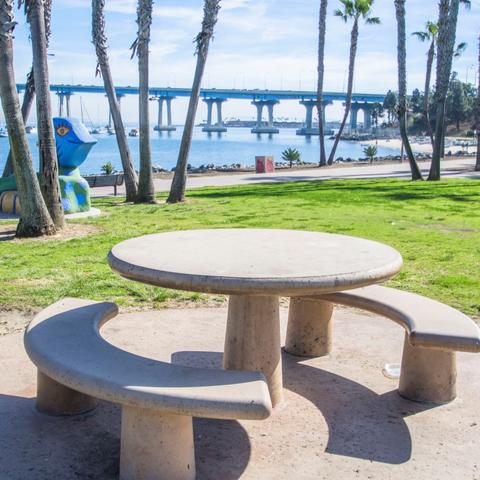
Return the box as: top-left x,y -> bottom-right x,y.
190,177 -> 480,205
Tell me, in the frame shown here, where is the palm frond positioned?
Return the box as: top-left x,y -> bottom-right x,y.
412,31 -> 429,41
195,0 -> 221,58
453,41 -> 468,58
366,16 -> 380,24
130,0 -> 153,60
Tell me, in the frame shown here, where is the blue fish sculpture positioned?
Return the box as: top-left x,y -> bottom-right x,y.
0,117 -> 97,215
54,117 -> 97,213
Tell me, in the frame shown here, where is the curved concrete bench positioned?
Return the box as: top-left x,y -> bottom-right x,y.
24,298 -> 272,480
286,285 -> 480,404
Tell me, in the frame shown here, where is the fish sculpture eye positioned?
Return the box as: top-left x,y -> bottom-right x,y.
56,125 -> 70,137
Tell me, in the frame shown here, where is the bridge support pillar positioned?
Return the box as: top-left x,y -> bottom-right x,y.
350,103 -> 360,132
296,99 -> 332,136
57,92 -> 73,117
152,96 -> 176,132
251,100 -> 279,134
202,98 -> 227,133
362,104 -> 373,132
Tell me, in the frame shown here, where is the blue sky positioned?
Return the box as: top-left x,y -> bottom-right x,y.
9,0 -> 480,124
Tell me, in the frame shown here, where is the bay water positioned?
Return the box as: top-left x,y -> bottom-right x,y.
0,126 -> 401,175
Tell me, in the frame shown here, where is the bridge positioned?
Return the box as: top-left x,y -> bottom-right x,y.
16,84 -> 386,135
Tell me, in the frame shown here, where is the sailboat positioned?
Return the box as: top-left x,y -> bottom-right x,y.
80,97 -> 106,135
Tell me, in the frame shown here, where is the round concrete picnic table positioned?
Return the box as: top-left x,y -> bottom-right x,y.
108,229 -> 403,406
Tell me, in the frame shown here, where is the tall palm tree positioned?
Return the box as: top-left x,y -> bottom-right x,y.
412,21 -> 438,146
21,0 -> 64,228
167,0 -> 221,204
476,33 -> 480,172
0,0 -> 55,237
2,69 -> 34,177
3,1 -> 52,178
131,0 -> 155,203
428,0 -> 470,180
327,0 -> 380,165
317,0 -> 328,167
395,0 -> 423,180
92,0 -> 138,202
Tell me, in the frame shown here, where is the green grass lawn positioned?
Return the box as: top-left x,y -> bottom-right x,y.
0,177 -> 479,317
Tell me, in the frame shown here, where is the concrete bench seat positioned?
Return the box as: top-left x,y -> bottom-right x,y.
24,298 -> 272,480
286,285 -> 480,404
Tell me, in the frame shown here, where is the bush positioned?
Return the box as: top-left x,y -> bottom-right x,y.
281,148 -> 301,168
101,162 -> 115,175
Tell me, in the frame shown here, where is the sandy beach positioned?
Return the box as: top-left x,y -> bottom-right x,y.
364,138 -> 432,154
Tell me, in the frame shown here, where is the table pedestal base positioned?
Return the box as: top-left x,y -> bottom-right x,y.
223,295 -> 283,407
285,298 -> 333,357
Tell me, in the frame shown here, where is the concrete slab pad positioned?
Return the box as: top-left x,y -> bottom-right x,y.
0,306 -> 479,479
0,208 -> 101,222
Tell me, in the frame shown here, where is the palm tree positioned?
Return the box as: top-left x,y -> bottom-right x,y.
92,0 -> 138,202
3,2 -> 52,178
476,33 -> 480,172
412,21 -> 438,146
363,144 -> 377,163
131,0 -> 155,203
428,0 -> 470,180
395,0 -> 423,180
167,0 -> 221,204
21,0 -> 64,228
327,0 -> 380,165
0,0 -> 55,237
282,148 -> 301,168
2,69 -> 34,177
317,0 -> 328,167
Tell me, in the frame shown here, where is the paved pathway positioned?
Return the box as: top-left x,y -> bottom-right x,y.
91,158 -> 479,197
1,306 -> 479,479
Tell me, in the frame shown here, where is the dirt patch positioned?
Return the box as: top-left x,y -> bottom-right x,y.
0,223 -> 101,242
0,308 -> 37,336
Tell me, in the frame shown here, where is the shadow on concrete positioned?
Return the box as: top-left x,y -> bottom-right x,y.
0,228 -> 16,242
0,395 -> 120,480
0,389 -> 252,480
282,353 -> 435,465
171,351 -> 252,480
172,350 -> 437,466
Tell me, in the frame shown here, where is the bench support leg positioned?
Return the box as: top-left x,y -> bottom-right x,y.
285,298 -> 333,357
120,406 -> 195,480
36,370 -> 97,415
224,295 -> 283,407
398,335 -> 457,404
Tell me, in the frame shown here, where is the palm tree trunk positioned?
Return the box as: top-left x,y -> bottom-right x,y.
424,40 -> 435,146
168,0 -> 221,204
2,67 -> 35,177
0,0 -> 55,237
92,0 -> 138,202
27,0 -> 64,228
476,33 -> 480,172
394,0 -> 423,180
167,54 -> 205,203
317,0 -> 328,167
134,0 -> 155,203
327,18 -> 358,165
428,0 -> 460,181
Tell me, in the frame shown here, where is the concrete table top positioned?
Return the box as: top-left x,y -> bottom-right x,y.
108,229 -> 403,296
